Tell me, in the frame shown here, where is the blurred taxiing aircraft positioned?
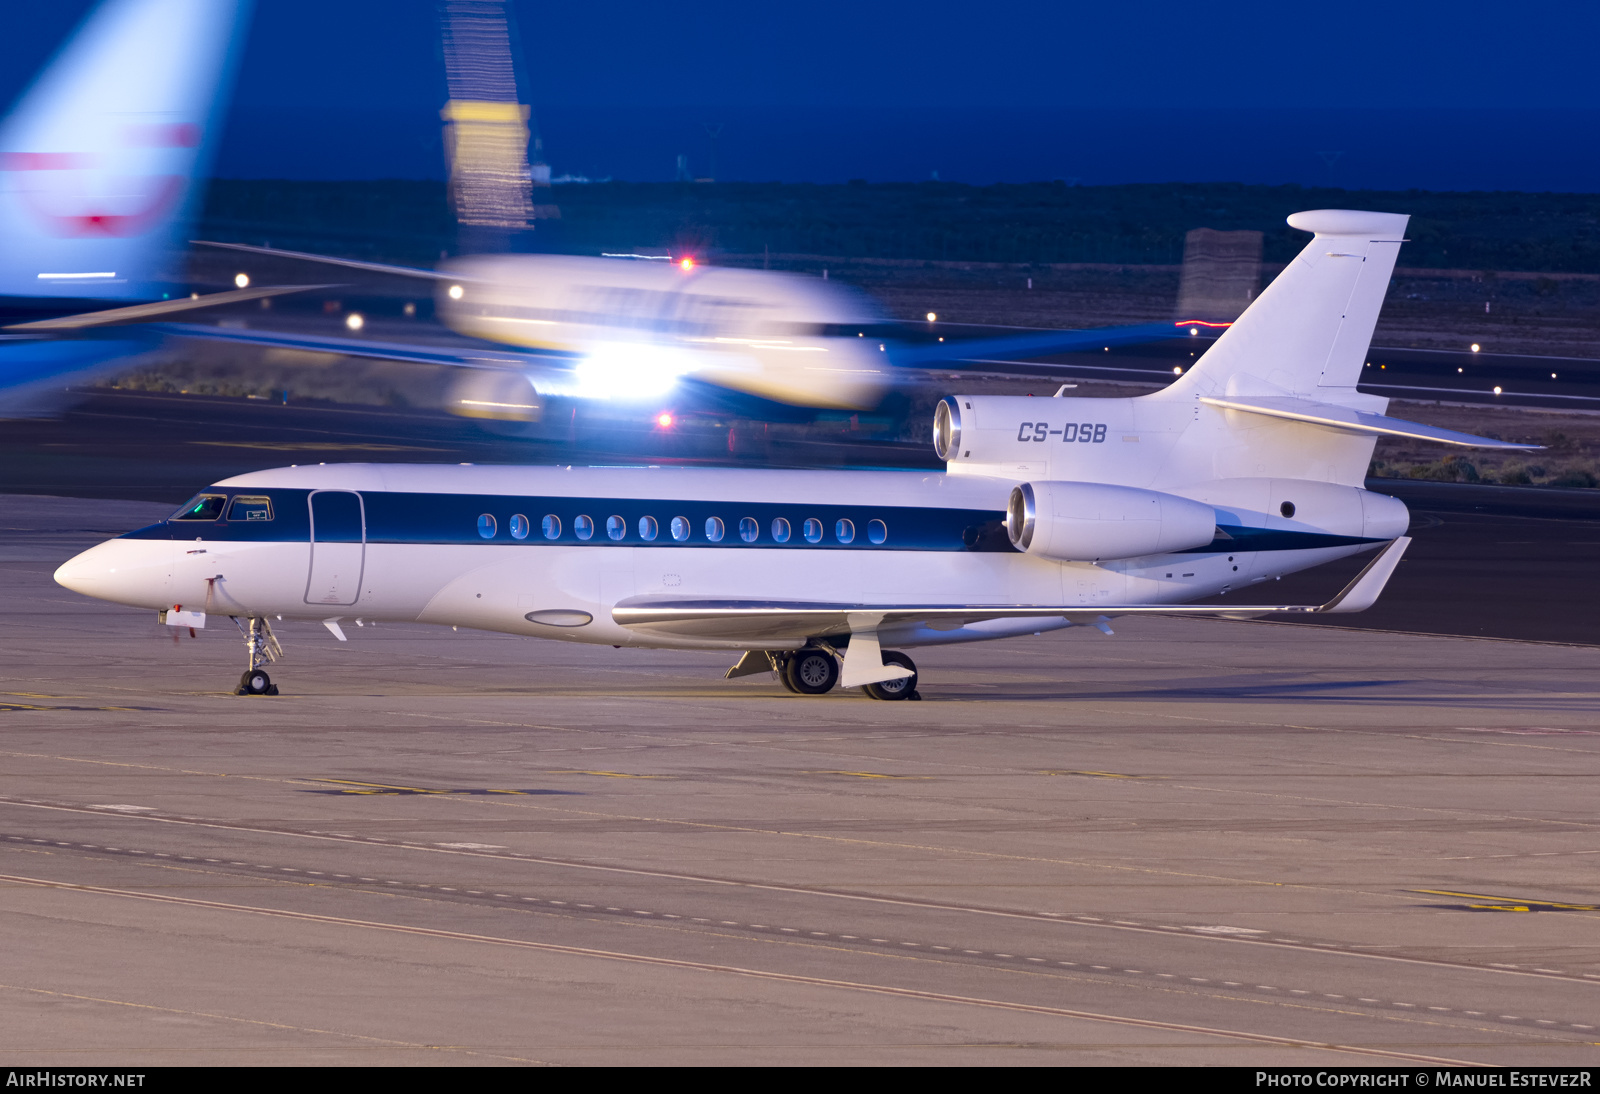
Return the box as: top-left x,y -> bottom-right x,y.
188,238 -> 1185,423
189,243 -> 894,415
0,0 -> 1182,424
0,0 -> 290,415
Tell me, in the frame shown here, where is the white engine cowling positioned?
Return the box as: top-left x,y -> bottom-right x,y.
1007,481 -> 1218,562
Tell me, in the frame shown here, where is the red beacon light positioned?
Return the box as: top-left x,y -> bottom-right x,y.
678,257 -> 696,271
656,412 -> 674,428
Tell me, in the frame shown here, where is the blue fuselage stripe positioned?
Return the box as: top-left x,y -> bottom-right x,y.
129,488 -> 1010,552
124,487 -> 1381,554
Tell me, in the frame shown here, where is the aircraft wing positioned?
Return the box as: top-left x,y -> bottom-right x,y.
889,321 -> 1187,369
5,285 -> 337,331
191,240 -> 491,283
152,321 -> 576,372
614,537 -> 1411,642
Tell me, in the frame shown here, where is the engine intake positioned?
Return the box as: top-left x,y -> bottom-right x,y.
1006,481 -> 1218,562
932,396 -> 961,461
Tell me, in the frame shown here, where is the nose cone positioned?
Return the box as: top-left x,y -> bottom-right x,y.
55,538 -> 173,608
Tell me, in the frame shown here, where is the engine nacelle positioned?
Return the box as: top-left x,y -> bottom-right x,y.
446,369 -> 543,422
933,393 -> 1141,473
1006,481 -> 1218,562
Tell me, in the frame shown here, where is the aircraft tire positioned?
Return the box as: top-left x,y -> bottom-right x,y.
785,649 -> 838,695
864,652 -> 918,701
774,654 -> 800,693
238,670 -> 274,696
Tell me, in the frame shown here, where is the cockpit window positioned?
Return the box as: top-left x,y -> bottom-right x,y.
171,494 -> 227,521
227,496 -> 274,522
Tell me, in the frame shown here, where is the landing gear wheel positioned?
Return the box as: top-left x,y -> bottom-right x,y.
774,654 -> 800,693
784,648 -> 839,695
236,669 -> 277,696
864,651 -> 919,701
233,616 -> 283,695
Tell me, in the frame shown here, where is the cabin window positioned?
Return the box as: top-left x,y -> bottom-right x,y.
541,514 -> 561,540
771,517 -> 791,543
477,514 -> 497,539
802,518 -> 823,543
671,516 -> 691,541
868,519 -> 887,545
574,515 -> 594,540
835,518 -> 855,544
227,496 -> 273,522
509,514 -> 530,540
606,515 -> 626,541
705,516 -> 725,542
172,494 -> 226,521
739,517 -> 759,543
638,516 -> 658,541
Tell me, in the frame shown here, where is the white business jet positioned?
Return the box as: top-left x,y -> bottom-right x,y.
56,209 -> 1533,698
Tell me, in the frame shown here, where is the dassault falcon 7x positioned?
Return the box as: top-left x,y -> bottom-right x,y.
56,210 -> 1533,698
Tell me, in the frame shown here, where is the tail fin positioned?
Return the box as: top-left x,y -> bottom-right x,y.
1168,209 -> 1409,401
0,0 -> 251,300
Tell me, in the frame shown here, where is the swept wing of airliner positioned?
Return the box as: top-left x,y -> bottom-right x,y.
0,0 -> 263,414
57,209 -> 1536,698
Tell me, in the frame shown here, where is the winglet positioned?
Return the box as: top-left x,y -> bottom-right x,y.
1315,536 -> 1410,614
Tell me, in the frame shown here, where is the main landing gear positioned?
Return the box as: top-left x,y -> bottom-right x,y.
232,616 -> 282,696
863,651 -> 918,702
767,648 -> 920,701
784,648 -> 840,695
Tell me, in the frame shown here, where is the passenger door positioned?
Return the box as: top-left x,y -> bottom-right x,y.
305,490 -> 365,606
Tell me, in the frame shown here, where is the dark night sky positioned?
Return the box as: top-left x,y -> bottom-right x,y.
4,1 -> 1599,189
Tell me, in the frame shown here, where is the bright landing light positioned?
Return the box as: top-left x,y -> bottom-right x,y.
679,257 -> 696,271
574,342 -> 696,401
345,313 -> 364,331
234,273 -> 250,288
656,412 -> 674,428
448,284 -> 465,300
926,312 -> 937,322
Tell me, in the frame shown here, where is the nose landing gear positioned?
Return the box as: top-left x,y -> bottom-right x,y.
232,616 -> 282,696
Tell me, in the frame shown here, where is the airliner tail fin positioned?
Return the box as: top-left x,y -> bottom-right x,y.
0,0 -> 251,300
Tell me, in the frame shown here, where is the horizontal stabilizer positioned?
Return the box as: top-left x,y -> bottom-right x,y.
613,538 -> 1411,641
4,284 -> 335,330
1201,395 -> 1540,450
